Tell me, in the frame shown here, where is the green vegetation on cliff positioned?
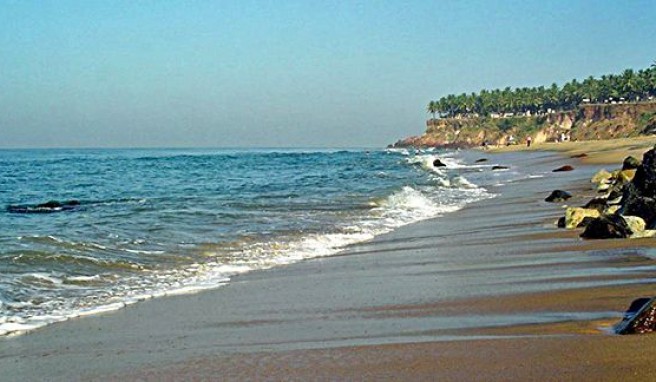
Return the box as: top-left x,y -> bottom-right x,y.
427,63 -> 656,119
391,63 -> 656,148
392,102 -> 656,148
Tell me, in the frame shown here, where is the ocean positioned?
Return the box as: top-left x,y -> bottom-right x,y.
0,147 -> 500,336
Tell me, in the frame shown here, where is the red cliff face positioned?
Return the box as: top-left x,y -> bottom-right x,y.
391,102 -> 656,148
574,103 -> 656,140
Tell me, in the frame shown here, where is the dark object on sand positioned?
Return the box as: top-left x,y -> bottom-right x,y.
553,165 -> 574,172
622,156 -> 641,170
491,165 -> 509,171
475,158 -> 488,163
7,200 -> 81,214
570,153 -> 588,158
545,190 -> 572,203
615,297 -> 656,334
433,159 -> 447,167
580,214 -> 633,239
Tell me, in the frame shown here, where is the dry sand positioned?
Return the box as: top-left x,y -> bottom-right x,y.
2,142 -> 656,381
490,135 -> 656,164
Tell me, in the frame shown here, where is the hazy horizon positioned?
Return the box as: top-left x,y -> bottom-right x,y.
2,0 -> 655,149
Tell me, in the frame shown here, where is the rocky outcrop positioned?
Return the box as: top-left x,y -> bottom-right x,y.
591,169 -> 613,185
565,207 -> 600,229
556,146 -> 656,239
620,184 -> 656,228
575,103 -> 656,140
390,102 -> 656,148
622,156 -> 641,170
580,214 -> 633,239
619,147 -> 656,228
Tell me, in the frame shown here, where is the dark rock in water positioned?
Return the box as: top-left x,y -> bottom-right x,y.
433,159 -> 447,167
39,201 -> 64,209
583,197 -> 608,212
545,190 -> 572,203
475,158 -> 488,163
580,214 -> 633,239
552,165 -> 574,172
615,297 -> 656,334
570,153 -> 588,158
7,200 -> 81,214
622,156 -> 641,170
557,216 -> 566,228
491,165 -> 509,171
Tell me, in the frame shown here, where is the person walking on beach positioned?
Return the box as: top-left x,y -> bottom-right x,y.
526,136 -> 532,147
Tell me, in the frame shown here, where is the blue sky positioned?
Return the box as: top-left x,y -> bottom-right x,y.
1,0 -> 654,148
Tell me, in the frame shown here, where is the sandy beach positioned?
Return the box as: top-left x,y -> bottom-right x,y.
3,139 -> 656,381
491,136 -> 656,165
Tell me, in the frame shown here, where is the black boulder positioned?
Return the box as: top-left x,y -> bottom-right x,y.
580,214 -> 633,239
615,297 -> 656,335
545,190 -> 572,203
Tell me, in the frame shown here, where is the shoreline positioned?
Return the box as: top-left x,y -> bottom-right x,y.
3,145 -> 656,380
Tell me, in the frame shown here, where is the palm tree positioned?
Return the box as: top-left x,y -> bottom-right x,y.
426,63 -> 654,120
427,100 -> 438,121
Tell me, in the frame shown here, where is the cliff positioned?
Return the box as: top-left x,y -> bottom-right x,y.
391,102 -> 656,148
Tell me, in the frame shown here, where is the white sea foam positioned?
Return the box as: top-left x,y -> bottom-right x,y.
385,148 -> 411,156
452,176 -> 478,189
0,150 -> 492,338
21,273 -> 63,285
123,249 -> 166,255
65,275 -> 101,282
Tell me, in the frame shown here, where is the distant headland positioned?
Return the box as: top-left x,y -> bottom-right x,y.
392,63 -> 656,148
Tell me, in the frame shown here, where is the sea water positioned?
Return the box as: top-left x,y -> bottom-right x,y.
0,148 -> 496,336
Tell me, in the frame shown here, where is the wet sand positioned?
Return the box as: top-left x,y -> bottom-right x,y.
3,149 -> 656,381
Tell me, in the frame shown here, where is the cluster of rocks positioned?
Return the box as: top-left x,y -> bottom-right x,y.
547,147 -> 656,334
550,146 -> 656,239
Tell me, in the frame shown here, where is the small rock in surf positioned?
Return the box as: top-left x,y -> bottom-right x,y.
433,159 -> 447,167
553,165 -> 574,172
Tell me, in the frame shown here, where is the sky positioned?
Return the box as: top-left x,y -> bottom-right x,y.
1,0 -> 655,148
